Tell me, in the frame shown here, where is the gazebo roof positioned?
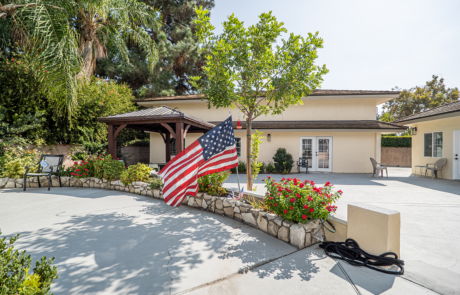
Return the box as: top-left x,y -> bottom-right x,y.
98,106 -> 215,131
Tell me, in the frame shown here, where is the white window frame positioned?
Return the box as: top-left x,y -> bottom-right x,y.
424,131 -> 443,158
235,137 -> 242,158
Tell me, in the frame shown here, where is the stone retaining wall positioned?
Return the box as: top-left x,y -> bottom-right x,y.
0,176 -> 325,249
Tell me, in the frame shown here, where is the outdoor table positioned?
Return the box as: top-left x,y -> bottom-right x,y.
415,165 -> 426,177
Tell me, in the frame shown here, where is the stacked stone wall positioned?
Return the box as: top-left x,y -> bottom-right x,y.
0,176 -> 325,249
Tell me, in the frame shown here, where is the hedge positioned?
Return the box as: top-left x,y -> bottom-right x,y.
381,136 -> 412,148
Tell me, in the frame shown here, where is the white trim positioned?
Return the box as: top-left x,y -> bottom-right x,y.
234,129 -> 402,133
423,131 -> 444,158
454,130 -> 460,180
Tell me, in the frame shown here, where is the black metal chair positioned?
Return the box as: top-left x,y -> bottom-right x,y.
24,155 -> 64,191
297,157 -> 309,174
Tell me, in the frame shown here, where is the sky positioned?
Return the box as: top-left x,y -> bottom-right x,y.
210,0 -> 460,93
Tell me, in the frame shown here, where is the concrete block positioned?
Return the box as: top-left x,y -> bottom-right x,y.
348,203 -> 400,258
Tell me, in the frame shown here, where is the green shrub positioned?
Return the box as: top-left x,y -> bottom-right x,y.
230,160 -> 247,173
120,163 -> 151,185
0,229 -> 59,294
0,143 -> 41,178
381,136 -> 412,147
198,170 -> 231,196
149,177 -> 163,190
101,159 -> 126,181
273,148 -> 294,173
262,177 -> 341,223
266,161 -> 277,174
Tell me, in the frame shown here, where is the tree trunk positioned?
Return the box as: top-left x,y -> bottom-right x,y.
81,39 -> 94,78
246,115 -> 253,191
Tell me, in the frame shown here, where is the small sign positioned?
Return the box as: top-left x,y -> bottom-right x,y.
40,160 -> 49,168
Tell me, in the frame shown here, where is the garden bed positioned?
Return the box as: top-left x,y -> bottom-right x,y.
0,176 -> 325,249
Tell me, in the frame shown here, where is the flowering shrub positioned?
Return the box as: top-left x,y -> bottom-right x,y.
0,142 -> 41,178
198,170 -> 231,196
120,163 -> 151,186
68,154 -> 126,180
263,177 -> 341,223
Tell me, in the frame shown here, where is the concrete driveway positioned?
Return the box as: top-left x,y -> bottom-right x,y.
225,167 -> 460,294
0,186 -> 439,295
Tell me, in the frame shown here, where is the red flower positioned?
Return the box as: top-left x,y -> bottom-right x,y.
287,177 -> 291,181
307,196 -> 313,202
70,172 -> 74,175
309,208 -> 314,213
311,181 -> 315,186
283,209 -> 287,214
269,197 -> 273,200
299,183 -> 305,188
290,206 -> 293,210
267,176 -> 271,179
296,193 -> 301,198
290,198 -> 295,203
76,169 -> 80,172
85,162 -> 88,165
322,202 -> 326,206
278,187 -> 282,192
325,181 -> 331,186
338,190 -> 343,194
262,179 -> 265,181
304,205 -> 309,209
302,215 -> 307,219
281,178 -> 285,181
74,161 -> 77,165
274,203 -> 278,207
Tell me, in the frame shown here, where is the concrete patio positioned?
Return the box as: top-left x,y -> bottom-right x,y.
0,168 -> 458,294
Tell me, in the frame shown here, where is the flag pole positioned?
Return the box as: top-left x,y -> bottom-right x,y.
231,112 -> 242,199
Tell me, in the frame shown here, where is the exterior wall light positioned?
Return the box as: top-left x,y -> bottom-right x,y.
412,127 -> 417,135
267,134 -> 271,142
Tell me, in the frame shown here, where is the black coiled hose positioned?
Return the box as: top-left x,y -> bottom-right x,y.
319,239 -> 404,275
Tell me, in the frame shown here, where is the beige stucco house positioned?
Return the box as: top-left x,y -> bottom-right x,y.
136,90 -> 406,173
393,100 -> 460,180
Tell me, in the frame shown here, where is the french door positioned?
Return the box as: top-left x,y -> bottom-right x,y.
454,130 -> 460,180
299,137 -> 333,172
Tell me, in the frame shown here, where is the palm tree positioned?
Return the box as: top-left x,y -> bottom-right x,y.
0,0 -> 159,113
72,0 -> 159,78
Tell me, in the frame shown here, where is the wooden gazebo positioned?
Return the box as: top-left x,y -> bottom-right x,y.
98,106 -> 215,161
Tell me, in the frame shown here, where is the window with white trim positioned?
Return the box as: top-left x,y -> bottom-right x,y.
235,137 -> 242,157
424,132 -> 443,157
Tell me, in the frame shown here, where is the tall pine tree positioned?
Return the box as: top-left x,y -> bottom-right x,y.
96,0 -> 214,97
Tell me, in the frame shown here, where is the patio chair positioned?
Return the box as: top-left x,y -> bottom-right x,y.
297,157 -> 309,174
370,158 -> 388,178
23,155 -> 64,191
425,158 -> 447,179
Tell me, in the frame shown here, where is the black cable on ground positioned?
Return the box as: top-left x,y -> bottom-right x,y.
319,239 -> 404,275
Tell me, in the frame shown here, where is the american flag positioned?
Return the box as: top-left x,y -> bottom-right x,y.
158,115 -> 239,207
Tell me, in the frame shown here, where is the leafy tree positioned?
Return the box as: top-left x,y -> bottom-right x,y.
382,75 -> 459,120
96,0 -> 214,97
0,0 -> 159,113
191,8 -> 328,190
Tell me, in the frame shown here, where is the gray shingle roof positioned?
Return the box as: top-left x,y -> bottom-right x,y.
210,120 -> 407,130
101,105 -> 181,119
393,100 -> 460,123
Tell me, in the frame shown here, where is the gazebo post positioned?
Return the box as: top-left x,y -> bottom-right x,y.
165,133 -> 171,162
175,122 -> 184,154
107,125 -> 116,158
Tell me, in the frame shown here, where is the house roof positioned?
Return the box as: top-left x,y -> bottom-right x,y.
135,90 -> 401,102
98,106 -> 215,131
210,120 -> 407,131
393,100 -> 460,124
